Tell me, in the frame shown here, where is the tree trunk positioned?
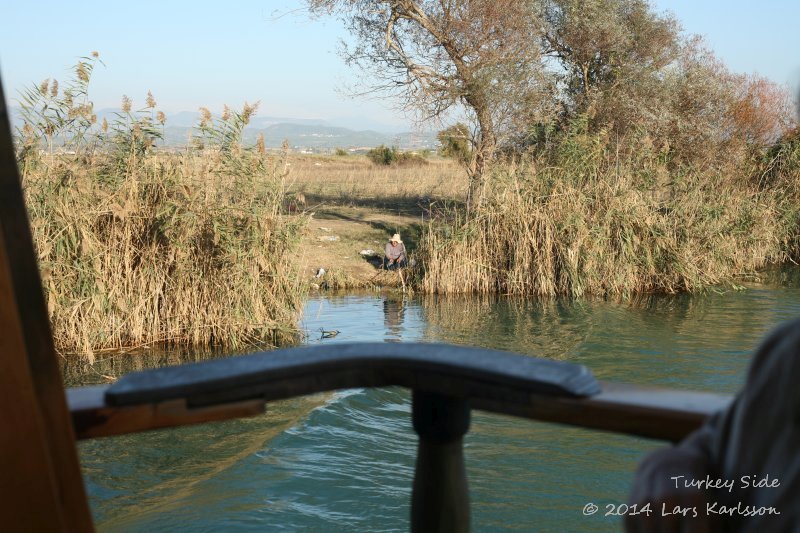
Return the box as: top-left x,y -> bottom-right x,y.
466,102 -> 496,216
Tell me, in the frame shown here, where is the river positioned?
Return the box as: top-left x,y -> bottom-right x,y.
74,267 -> 800,531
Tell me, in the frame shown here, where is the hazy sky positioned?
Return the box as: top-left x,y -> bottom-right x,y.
1,1 -> 798,132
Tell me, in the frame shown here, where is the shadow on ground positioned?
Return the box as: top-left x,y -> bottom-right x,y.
316,210 -> 424,256
303,193 -> 464,219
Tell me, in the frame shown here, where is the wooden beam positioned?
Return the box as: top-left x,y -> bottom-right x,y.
69,386 -> 265,440
0,79 -> 93,531
102,342 -> 602,409
1,230 -> 68,531
472,381 -> 731,443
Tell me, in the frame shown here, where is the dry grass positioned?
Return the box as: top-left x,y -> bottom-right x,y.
281,154 -> 468,291
417,137 -> 800,297
284,154 -> 467,208
24,149 -> 307,360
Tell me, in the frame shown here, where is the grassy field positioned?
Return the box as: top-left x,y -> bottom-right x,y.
282,154 -> 466,291
284,153 -> 467,210
281,140 -> 800,300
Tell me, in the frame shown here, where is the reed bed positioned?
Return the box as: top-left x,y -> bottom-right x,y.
418,134 -> 800,297
23,148 -> 306,359
15,58 -> 310,359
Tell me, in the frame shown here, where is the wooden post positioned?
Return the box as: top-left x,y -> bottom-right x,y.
0,78 -> 94,530
411,390 -> 471,533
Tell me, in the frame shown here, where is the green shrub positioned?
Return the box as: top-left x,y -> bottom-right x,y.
366,144 -> 398,165
366,145 -> 428,166
437,123 -> 472,165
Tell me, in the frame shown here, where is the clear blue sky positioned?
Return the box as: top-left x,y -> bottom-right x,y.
1,1 -> 798,132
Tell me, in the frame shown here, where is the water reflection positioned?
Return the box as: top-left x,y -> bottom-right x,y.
420,295 -> 591,359
382,296 -> 406,342
419,286 -> 800,392
81,394 -> 332,531
61,343 -> 275,388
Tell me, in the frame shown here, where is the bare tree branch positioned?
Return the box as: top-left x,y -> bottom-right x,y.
306,0 -> 544,210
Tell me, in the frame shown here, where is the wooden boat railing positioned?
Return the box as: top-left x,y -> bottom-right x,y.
0,77 -> 732,532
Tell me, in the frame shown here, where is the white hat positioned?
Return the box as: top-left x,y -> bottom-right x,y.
390,233 -> 402,243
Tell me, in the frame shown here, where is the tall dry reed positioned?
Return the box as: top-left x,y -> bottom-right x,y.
23,148 -> 306,359
16,57 -> 307,359
417,129 -> 800,297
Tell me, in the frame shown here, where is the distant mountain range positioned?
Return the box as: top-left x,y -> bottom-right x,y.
8,107 -> 438,152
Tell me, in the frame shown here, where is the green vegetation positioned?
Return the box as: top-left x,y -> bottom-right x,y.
16,56 -> 307,358
366,145 -> 396,165
437,124 -> 472,166
366,144 -> 428,167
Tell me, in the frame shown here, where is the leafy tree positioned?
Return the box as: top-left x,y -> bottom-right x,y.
540,0 -> 680,117
437,123 -> 472,166
728,73 -> 795,148
649,40 -> 794,170
309,0 -> 795,190
539,1 -> 794,170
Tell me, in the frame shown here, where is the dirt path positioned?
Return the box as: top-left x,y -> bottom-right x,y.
293,204 -> 425,290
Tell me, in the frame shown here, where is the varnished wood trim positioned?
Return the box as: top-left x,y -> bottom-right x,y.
0,78 -> 94,530
69,386 -> 265,440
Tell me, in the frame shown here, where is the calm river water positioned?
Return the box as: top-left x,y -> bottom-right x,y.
74,268 -> 800,532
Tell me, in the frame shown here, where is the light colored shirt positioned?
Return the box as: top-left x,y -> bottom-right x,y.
385,242 -> 406,261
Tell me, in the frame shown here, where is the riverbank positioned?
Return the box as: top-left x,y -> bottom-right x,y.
23,148 -> 463,357
293,204 -> 420,290
417,127 -> 800,297
290,153 -> 800,299
27,146 -> 800,357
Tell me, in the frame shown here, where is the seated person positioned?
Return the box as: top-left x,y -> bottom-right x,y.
626,319 -> 800,532
384,233 -> 407,270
